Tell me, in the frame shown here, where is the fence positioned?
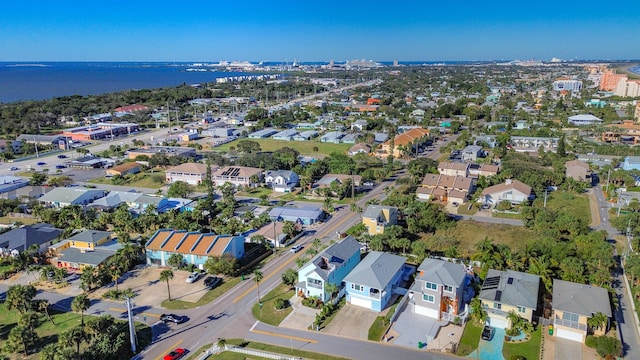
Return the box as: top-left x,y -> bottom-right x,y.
197,344 -> 302,360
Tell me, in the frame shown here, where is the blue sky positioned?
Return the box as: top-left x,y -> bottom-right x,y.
1,1 -> 639,62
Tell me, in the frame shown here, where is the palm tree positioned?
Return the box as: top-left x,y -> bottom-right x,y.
507,310 -> 522,332
59,327 -> 85,358
71,294 -> 90,326
35,299 -> 54,324
470,297 -> 486,326
216,337 -> 227,351
160,269 -> 174,301
587,312 -> 608,333
325,282 -> 339,303
253,269 -> 264,303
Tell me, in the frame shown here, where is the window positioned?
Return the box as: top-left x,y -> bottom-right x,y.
493,303 -> 502,310
425,282 -> 438,290
423,294 -> 435,303
562,312 -> 579,322
517,306 -> 526,313
443,285 -> 453,292
351,284 -> 363,291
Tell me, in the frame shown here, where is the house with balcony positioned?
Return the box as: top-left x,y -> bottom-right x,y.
552,279 -> 611,343
145,229 -> 245,269
165,163 -> 210,185
265,170 -> 299,193
479,269 -> 541,329
0,223 -> 63,256
344,251 -> 408,312
362,205 -> 398,235
479,179 -> 534,207
295,236 -> 361,303
416,174 -> 474,204
438,162 -> 470,177
409,258 -> 474,322
211,166 -> 263,187
461,145 -> 484,162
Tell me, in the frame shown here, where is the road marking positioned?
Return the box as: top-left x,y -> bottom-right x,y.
154,339 -> 183,360
250,329 -> 318,344
232,208 -> 356,304
108,308 -> 159,318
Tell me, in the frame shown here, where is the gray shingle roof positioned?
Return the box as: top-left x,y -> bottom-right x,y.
417,258 -> 468,286
362,205 -> 397,222
479,269 -> 540,310
57,247 -> 115,266
552,279 -> 611,317
344,251 -> 406,289
0,223 -> 62,252
68,230 -> 112,244
305,236 -> 360,281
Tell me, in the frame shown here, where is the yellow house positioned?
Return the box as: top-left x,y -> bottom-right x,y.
552,279 -> 611,343
479,269 -> 541,329
362,205 -> 398,235
49,230 -> 116,270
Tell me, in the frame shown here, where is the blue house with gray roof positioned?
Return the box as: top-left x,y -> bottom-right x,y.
296,236 -> 361,302
344,251 -> 408,312
269,206 -> 325,225
623,156 -> 640,171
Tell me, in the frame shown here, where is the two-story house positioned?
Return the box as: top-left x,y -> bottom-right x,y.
344,251 -> 408,312
438,162 -> 470,177
479,269 -> 541,329
362,205 -> 398,235
552,279 -> 612,343
49,230 -> 118,270
0,223 -> 62,256
410,258 -> 474,322
265,170 -> 300,193
296,236 -> 361,302
165,163 -> 210,185
416,174 -> 474,205
479,179 -> 534,207
211,166 -> 263,187
565,160 -> 591,184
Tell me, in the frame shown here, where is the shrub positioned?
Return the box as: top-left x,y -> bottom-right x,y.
274,298 -> 289,310
509,356 -> 526,360
585,335 -> 597,348
595,336 -> 622,358
302,296 -> 322,309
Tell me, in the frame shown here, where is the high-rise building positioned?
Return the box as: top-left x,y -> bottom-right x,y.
600,70 -> 626,91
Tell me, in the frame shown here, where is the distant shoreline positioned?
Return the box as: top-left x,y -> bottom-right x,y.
615,63 -> 640,79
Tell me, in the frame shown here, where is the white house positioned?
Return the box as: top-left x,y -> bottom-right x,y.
479,179 -> 533,206
264,170 -> 299,193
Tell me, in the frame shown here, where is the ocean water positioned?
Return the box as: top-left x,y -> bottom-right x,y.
0,62 -> 256,103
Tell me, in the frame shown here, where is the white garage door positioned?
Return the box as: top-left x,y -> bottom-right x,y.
556,328 -> 584,342
415,305 -> 439,318
487,316 -> 508,329
350,296 -> 372,309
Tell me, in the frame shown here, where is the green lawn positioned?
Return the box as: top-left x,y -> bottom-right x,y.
502,326 -> 542,360
161,277 -> 242,310
237,186 -> 273,198
251,284 -> 295,326
368,300 -> 400,341
225,339 -> 350,360
535,191 -> 591,224
456,321 -> 482,356
89,170 -> 166,189
213,138 -> 352,156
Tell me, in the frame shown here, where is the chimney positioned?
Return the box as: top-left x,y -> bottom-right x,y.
505,179 -> 512,185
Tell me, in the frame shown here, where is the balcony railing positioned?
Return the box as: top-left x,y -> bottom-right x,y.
307,281 -> 323,290
485,307 -> 508,317
554,317 -> 587,331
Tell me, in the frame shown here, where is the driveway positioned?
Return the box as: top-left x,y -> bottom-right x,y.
322,303 -> 381,340
554,338 -> 583,360
280,295 -> 319,330
467,327 -> 505,360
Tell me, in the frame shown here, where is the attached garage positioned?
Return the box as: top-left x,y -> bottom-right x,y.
349,296 -> 372,310
414,305 -> 439,318
556,328 -> 584,342
487,316 -> 508,329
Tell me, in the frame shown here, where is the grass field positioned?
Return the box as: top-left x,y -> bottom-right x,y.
0,216 -> 39,225
225,339 -> 350,360
456,321 -> 482,356
536,191 -> 591,224
502,326 -> 542,360
161,277 -> 242,310
212,138 -> 352,156
251,284 -> 295,326
90,170 -> 166,189
423,220 -> 537,258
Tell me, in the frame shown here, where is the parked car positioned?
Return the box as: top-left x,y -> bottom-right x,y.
290,245 -> 303,253
481,326 -> 494,341
186,271 -> 200,283
55,164 -> 66,169
9,167 -> 18,171
160,314 -> 186,324
36,162 -> 46,166
163,348 -> 186,360
57,154 -> 67,159
362,182 -> 374,186
203,276 -> 222,289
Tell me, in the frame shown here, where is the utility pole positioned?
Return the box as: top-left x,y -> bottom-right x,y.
543,189 -> 548,208
124,297 -> 137,353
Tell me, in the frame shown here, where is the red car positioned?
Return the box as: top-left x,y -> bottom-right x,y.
164,348 -> 186,360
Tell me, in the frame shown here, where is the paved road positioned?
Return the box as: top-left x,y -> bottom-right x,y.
592,184 -> 640,359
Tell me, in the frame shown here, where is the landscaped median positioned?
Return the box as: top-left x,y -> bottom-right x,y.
251,283 -> 295,326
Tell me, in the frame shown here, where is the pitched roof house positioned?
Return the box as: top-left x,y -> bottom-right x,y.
416,174 -> 474,204
145,229 -> 245,269
479,269 -> 541,329
165,163 -> 210,185
348,143 -> 372,156
265,170 -> 299,193
565,160 -> 591,183
552,279 -> 612,343
48,230 -> 117,270
438,162 -> 470,177
38,187 -> 107,208
362,205 -> 398,235
479,179 -> 534,206
295,236 -> 361,302
378,127 -> 430,158
410,258 -> 474,322
211,166 -> 263,187
0,223 -> 62,256
344,251 -> 408,312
